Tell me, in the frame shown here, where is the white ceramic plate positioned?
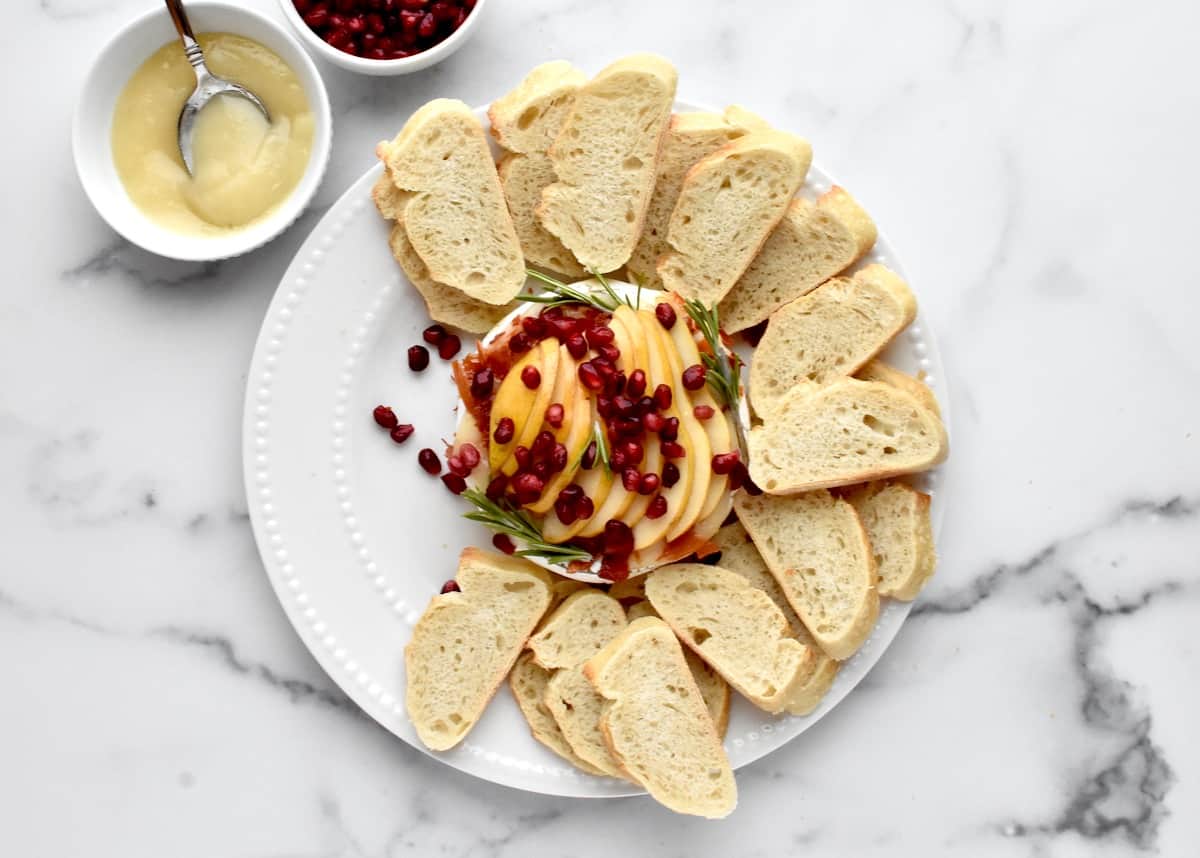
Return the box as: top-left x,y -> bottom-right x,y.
243,100 -> 951,797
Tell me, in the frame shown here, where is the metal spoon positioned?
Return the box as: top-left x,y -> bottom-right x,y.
165,0 -> 270,175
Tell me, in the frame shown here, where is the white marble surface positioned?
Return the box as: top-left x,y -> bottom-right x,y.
2,0 -> 1198,853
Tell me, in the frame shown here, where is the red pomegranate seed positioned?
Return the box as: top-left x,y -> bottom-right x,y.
560,483 -> 584,503
400,0 -> 428,9
390,424 -> 415,444
513,472 -> 544,504
662,462 -> 680,488
742,319 -> 769,347
549,317 -> 578,340
578,362 -> 604,391
622,440 -> 644,464
655,303 -> 677,329
437,335 -> 462,360
613,395 -> 637,418
653,384 -> 672,410
635,395 -> 654,415
596,395 -> 614,418
661,440 -> 686,459
492,534 -> 516,555
597,343 -> 620,363
304,9 -> 330,28
554,496 -> 578,525
418,448 -> 440,474
599,554 -> 630,582
613,417 -> 641,437
610,371 -> 627,396
581,441 -> 598,470
532,430 -> 555,457
470,367 -> 494,399
642,412 -> 665,433
610,448 -> 628,470
346,14 -> 366,32
682,364 -> 707,390
493,417 -> 515,445
592,358 -> 616,381
485,474 -> 508,500
646,495 -> 668,519
626,369 -> 647,398
513,446 -> 531,471
541,306 -> 564,321
638,473 -> 660,495
603,520 -> 634,555
422,324 -> 446,345
367,13 -> 385,34
417,11 -> 436,36
549,443 -> 568,472
711,451 -> 740,475
458,443 -> 480,470
373,405 -> 398,429
509,331 -> 532,354
521,315 -> 546,338
545,403 -> 565,428
532,461 -> 550,480
586,326 -> 615,348
660,417 -> 680,442
694,404 -> 715,420
440,579 -> 460,594
446,455 -> 468,477
621,468 -> 641,492
565,332 -> 588,359
407,344 -> 430,371
576,495 -> 595,520
521,365 -> 541,389
441,473 -> 466,494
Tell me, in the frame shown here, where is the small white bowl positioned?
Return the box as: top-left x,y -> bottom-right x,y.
276,0 -> 487,76
72,2 -> 332,262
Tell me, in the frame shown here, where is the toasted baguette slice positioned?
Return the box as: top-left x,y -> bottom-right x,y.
625,600 -> 731,736
734,491 -> 878,660
377,99 -> 524,305
527,590 -> 626,670
490,62 -> 588,278
405,549 -> 553,750
509,653 -> 605,775
544,663 -> 628,779
625,106 -> 768,287
711,522 -> 841,714
843,481 -> 936,601
855,359 -> 941,418
748,378 -> 948,494
538,54 -> 678,272
386,224 -> 515,334
719,187 -> 877,332
644,564 -> 814,713
749,264 -> 917,417
658,131 -> 811,305
606,576 -> 647,605
585,617 -> 736,818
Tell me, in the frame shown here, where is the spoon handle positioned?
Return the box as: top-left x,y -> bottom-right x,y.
164,0 -> 208,76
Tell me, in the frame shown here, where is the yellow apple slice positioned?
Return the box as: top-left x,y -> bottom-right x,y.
500,340 -> 561,476
526,374 -> 592,513
612,305 -> 650,375
542,434 -> 612,543
488,338 -> 556,473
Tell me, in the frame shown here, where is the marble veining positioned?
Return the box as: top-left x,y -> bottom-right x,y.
2,0 -> 1198,855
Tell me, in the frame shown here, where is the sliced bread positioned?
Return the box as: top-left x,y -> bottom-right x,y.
718,186 -> 877,332
527,589 -> 627,670
843,481 -> 936,601
377,99 -> 525,305
537,54 -> 678,272
544,662 -> 629,779
509,653 -> 605,775
658,130 -> 812,305
748,377 -> 948,494
733,491 -> 878,660
625,106 -> 768,287
585,617 -> 736,818
490,62 -> 588,278
386,224 -> 515,334
625,599 -> 731,736
749,263 -> 917,418
644,563 -> 814,713
404,548 -> 553,750
855,359 -> 941,418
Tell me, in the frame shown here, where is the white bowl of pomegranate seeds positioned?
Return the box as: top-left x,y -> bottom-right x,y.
279,0 -> 486,75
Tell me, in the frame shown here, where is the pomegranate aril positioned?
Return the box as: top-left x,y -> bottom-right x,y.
513,472 -> 544,504
655,302 -> 677,329
521,365 -> 541,389
446,455 -> 468,477
438,334 -> 462,360
603,520 -> 634,555
346,14 -> 366,32
417,11 -> 435,36
508,331 -> 533,354
470,367 -> 494,399
390,424 -> 415,444
660,417 -> 680,442
694,404 -> 716,421
560,483 -> 584,503
441,473 -> 466,494
576,495 -> 594,520
642,412 -> 665,433
431,1 -> 455,21
596,395 -> 614,418
613,395 -> 637,418
636,395 -> 654,415
554,496 -> 578,525
513,446 -> 531,471
422,323 -> 447,345
711,451 -> 740,475
613,417 -> 641,437
565,332 -> 587,359
742,319 -> 769,347
532,461 -> 550,480
549,443 -> 568,472
622,440 -> 644,464
662,461 -> 681,488
653,384 -> 672,410
578,362 -> 604,391
599,554 -> 630,582
597,344 -> 620,363
621,468 -> 641,492
586,325 -> 615,348
549,317 -> 578,340
492,534 -> 516,555
610,371 -> 627,396
485,474 -> 508,501
532,430 -> 555,457
400,0 -> 427,8
458,443 -> 480,470
367,13 -> 385,33
373,405 -> 398,429
638,473 -> 660,495
521,315 -> 547,338
304,8 -> 330,28
440,579 -> 460,594
646,495 -> 668,519
661,440 -> 686,459
417,448 -> 440,474
626,369 -> 647,398
609,449 -> 628,470
493,416 -> 515,445
545,403 -> 565,428
581,441 -> 598,470
682,363 -> 707,390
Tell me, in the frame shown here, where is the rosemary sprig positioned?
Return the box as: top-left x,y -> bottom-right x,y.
589,268 -> 628,311
461,487 -> 592,565
591,420 -> 611,473
682,298 -> 741,408
521,268 -> 638,313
